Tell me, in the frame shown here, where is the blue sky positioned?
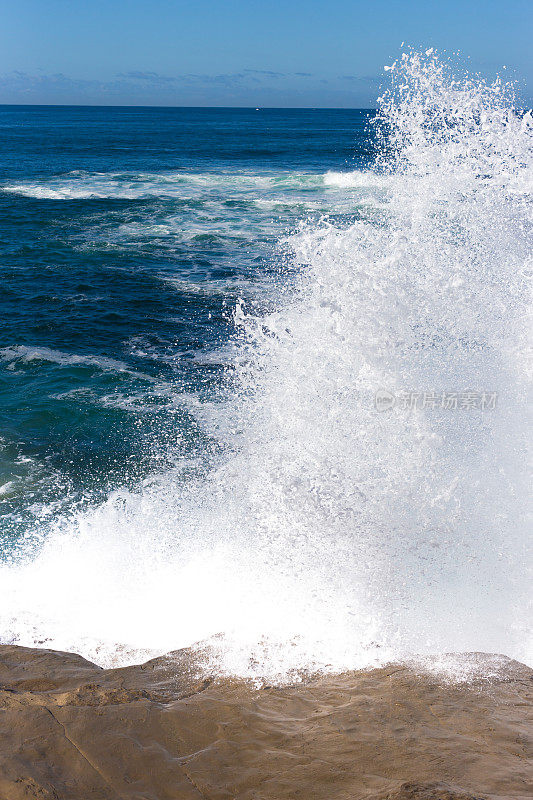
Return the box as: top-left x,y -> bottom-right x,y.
0,0 -> 531,106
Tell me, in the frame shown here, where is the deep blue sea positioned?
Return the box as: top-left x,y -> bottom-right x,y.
0,106 -> 374,543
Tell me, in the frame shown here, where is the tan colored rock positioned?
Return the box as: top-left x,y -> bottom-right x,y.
0,645 -> 531,799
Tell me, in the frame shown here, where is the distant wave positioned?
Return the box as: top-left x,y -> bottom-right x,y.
2,170 -> 325,200
2,168 -> 385,202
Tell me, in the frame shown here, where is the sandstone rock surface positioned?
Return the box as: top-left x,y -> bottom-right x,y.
0,645 -> 531,799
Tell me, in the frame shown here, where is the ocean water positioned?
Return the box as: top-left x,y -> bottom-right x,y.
0,52 -> 531,680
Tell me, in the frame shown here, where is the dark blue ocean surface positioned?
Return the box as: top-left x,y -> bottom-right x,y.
0,106 -> 375,543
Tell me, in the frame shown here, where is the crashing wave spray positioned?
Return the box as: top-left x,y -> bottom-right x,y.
0,51 -> 531,678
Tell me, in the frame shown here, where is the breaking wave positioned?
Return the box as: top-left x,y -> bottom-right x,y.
0,51 -> 531,680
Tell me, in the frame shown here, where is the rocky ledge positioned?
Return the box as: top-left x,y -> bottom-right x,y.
0,645 -> 531,799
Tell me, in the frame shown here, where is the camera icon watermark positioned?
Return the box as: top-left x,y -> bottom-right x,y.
375,389 -> 498,412
374,388 -> 396,411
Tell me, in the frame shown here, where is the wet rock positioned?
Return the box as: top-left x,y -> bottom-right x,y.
0,645 -> 531,799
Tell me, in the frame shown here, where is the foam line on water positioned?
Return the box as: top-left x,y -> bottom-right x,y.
0,345 -> 155,380
2,170 -> 326,200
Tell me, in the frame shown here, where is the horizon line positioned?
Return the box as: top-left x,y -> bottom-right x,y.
0,102 -> 377,111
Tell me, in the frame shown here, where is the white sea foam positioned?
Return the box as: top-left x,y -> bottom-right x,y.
0,345 -> 131,373
160,274 -> 278,300
2,170 -> 324,201
323,169 -> 387,189
0,52 -> 531,681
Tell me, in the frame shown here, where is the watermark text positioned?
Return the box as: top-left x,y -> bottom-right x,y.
375,389 -> 498,412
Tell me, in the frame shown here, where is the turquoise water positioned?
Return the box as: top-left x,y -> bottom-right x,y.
0,107 -> 374,542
